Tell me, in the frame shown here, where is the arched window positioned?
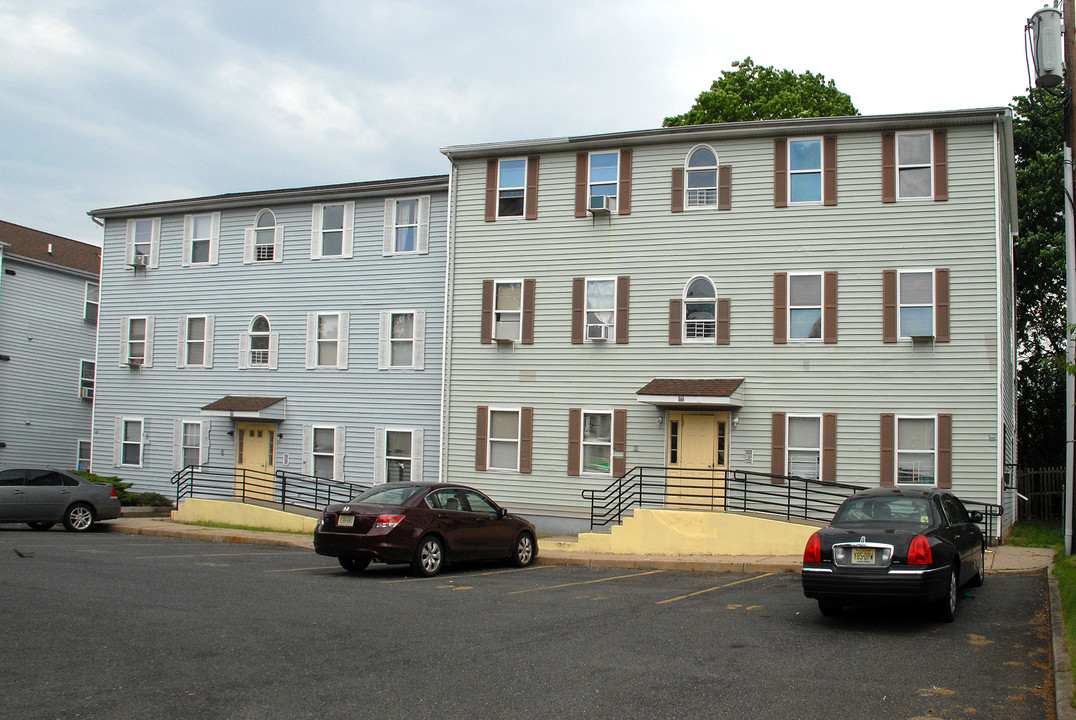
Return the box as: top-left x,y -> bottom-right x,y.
686,146 -> 718,208
250,315 -> 271,365
254,210 -> 276,261
683,276 -> 716,340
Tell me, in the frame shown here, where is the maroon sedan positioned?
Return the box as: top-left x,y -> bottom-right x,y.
314,482 -> 537,576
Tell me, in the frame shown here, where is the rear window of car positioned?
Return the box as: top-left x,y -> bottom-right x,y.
832,497 -> 935,529
350,485 -> 424,506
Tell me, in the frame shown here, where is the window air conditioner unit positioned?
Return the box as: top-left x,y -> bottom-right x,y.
79,388 -> 94,400
131,255 -> 149,267
589,195 -> 612,213
127,358 -> 143,369
586,324 -> 611,341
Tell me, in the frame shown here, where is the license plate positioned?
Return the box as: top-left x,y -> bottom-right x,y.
337,515 -> 355,528
851,548 -> 875,564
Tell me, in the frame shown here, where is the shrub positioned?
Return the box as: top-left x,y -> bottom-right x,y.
73,470 -> 173,508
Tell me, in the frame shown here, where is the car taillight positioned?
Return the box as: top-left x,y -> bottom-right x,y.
803,533 -> 822,563
907,534 -> 932,565
374,514 -> 404,529
110,487 -> 118,498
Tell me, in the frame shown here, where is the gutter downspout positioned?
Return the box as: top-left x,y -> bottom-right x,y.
438,161 -> 458,483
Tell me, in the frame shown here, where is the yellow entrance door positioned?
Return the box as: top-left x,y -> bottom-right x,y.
667,412 -> 728,509
235,422 -> 276,502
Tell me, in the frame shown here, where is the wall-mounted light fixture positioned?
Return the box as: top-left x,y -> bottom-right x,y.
226,430 -> 234,437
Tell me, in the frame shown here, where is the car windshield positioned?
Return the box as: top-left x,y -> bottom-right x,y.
832,496 -> 934,530
349,485 -> 424,506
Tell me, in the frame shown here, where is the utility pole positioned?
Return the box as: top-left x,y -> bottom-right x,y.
1065,0 -> 1075,554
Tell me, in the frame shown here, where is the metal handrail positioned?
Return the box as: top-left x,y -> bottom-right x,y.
170,465 -> 368,513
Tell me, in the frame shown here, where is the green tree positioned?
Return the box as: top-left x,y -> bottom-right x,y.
663,57 -> 858,126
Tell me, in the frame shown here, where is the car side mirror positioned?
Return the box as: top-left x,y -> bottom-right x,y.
497,507 -> 508,519
970,511 -> 984,523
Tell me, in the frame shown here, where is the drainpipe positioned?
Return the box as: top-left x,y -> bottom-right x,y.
438,162 -> 459,483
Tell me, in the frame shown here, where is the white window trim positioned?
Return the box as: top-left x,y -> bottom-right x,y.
306,311 -> 350,369
787,136 -> 824,205
897,268 -> 936,340
487,407 -> 521,472
373,427 -> 424,484
303,424 -> 345,480
119,316 -> 154,367
182,212 -> 221,267
79,359 -> 95,400
239,316 -> 278,370
496,158 -> 527,220
585,277 -> 617,343
787,272 -> 824,342
493,279 -> 524,342
682,275 -> 717,344
378,310 -> 426,370
382,196 -> 431,256
786,414 -> 822,481
581,409 -> 614,477
173,418 -> 211,471
84,282 -> 99,323
684,144 -> 719,210
76,439 -> 92,471
124,217 -> 160,268
895,130 -> 934,201
588,151 -> 620,214
244,209 -> 285,264
177,315 -> 215,369
115,417 -> 144,468
895,414 -> 938,487
310,201 -> 355,260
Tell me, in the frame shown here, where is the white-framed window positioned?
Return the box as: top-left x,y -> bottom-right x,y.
487,408 -> 521,471
494,280 -> 522,341
788,137 -> 823,204
685,145 -> 718,208
393,198 -> 419,252
899,269 -> 935,338
240,315 -> 278,369
76,440 -> 92,471
183,212 -> 220,266
378,310 -> 425,370
498,158 -> 527,218
79,360 -> 95,400
683,276 -> 717,341
896,416 -> 936,485
588,151 -> 619,212
787,415 -> 821,480
373,427 -> 424,484
244,209 -> 284,263
120,316 -> 154,367
382,196 -> 430,256
582,411 -> 613,475
585,278 -> 616,341
303,425 -> 343,480
173,419 -> 209,470
116,417 -> 143,467
306,312 -> 349,369
84,283 -> 99,325
125,218 -> 160,268
788,273 -> 823,341
178,315 -> 214,368
311,201 -> 354,259
896,131 -> 933,200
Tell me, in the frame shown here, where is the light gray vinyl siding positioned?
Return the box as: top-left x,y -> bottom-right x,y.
444,119 -> 1013,525
91,187 -> 447,496
0,256 -> 96,468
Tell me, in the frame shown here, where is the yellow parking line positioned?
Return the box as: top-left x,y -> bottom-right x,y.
656,573 -> 774,605
508,569 -> 665,595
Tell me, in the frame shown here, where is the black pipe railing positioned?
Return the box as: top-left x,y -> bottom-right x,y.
170,465 -> 368,513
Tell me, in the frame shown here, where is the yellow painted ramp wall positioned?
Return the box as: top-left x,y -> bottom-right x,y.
172,498 -> 318,533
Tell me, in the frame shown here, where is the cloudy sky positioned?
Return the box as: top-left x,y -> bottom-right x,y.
0,0 -> 1037,245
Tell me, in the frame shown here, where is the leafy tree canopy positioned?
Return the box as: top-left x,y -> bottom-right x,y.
663,57 -> 858,126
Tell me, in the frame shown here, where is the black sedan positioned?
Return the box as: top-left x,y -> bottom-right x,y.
801,486 -> 986,621
0,467 -> 122,532
314,482 -> 538,576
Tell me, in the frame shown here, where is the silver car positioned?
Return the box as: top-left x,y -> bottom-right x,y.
0,468 -> 122,532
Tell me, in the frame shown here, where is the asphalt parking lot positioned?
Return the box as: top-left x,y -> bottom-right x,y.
0,530 -> 1055,720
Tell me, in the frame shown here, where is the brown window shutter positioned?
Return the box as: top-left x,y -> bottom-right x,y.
879,413 -> 895,486
881,133 -> 896,203
823,136 -> 837,206
613,409 -> 627,477
718,165 -> 732,211
618,149 -> 632,215
567,408 -> 582,476
485,159 -> 498,222
717,298 -> 730,345
771,412 -> 786,482
525,156 -> 540,219
575,153 -> 588,218
669,299 -> 682,345
615,276 -> 629,344
823,271 -> 838,344
935,268 -> 950,342
475,406 -> 489,471
572,277 -> 584,344
882,270 -> 897,343
481,280 -> 494,344
937,414 -> 952,488
773,272 -> 787,344
522,279 -> 536,345
671,168 -> 684,213
774,138 -> 788,208
520,407 -> 534,474
933,129 -> 948,201
822,413 -> 837,484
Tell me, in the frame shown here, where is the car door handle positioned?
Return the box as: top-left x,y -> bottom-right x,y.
12,489 -> 24,494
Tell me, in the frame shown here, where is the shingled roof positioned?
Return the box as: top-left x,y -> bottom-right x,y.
0,219 -> 101,276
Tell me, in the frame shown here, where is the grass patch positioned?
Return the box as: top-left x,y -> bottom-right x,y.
179,520 -> 311,536
1007,521 -> 1063,551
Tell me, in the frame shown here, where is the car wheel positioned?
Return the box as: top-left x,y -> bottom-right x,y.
968,545 -> 985,588
509,531 -> 536,567
62,503 -> 95,532
818,600 -> 842,617
936,565 -> 957,623
412,535 -> 444,577
27,522 -> 55,531
338,555 -> 371,573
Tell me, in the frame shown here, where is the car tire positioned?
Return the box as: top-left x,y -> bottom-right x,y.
27,522 -> 55,531
412,535 -> 444,577
338,555 -> 371,573
936,565 -> 958,623
62,503 -> 95,532
509,531 -> 536,568
968,545 -> 985,588
818,600 -> 842,617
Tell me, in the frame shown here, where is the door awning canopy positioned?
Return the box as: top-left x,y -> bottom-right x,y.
635,378 -> 745,408
200,396 -> 287,421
